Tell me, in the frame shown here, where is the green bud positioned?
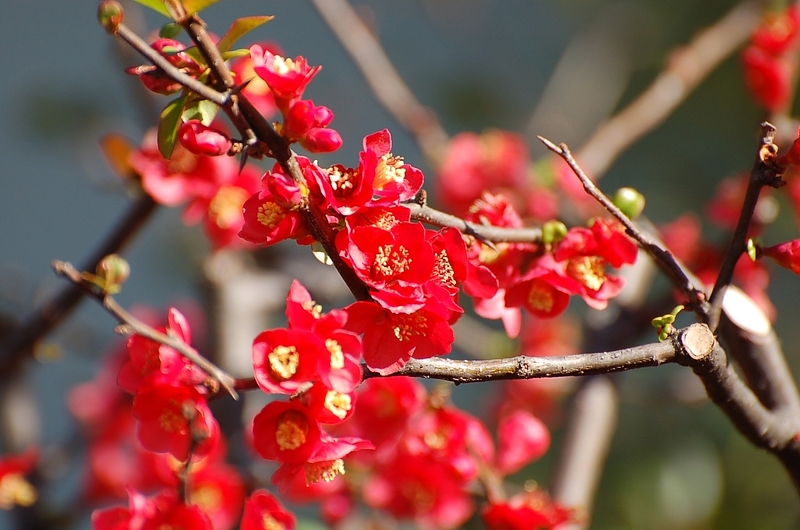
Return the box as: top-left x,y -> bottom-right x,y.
97,0 -> 124,34
746,238 -> 758,262
160,22 -> 183,39
96,254 -> 130,294
613,187 -> 646,220
542,220 -> 568,246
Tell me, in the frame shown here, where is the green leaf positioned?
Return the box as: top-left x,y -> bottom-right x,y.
158,92 -> 188,159
221,49 -> 251,61
217,16 -> 274,53
182,0 -> 221,14
131,0 -> 170,17
159,22 -> 183,39
182,99 -> 219,126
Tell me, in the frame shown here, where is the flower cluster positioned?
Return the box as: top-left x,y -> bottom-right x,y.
250,44 -> 342,153
464,193 -> 637,337
273,377 -> 567,530
250,281 -> 374,488
741,5 -> 800,111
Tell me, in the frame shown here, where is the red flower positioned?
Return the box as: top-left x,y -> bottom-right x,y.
129,129 -> 237,207
0,449 -> 38,509
400,406 -> 495,482
194,166 -> 261,250
117,307 -> 206,394
763,239 -> 800,274
239,187 -> 309,246
271,434 -> 373,490
125,39 -> 201,95
495,410 -> 550,475
364,129 -> 424,204
188,463 -> 246,530
240,490 -> 296,530
338,221 -> 435,312
178,120 -> 232,157
437,130 -> 530,217
252,328 -> 328,394
363,455 -> 473,530
252,400 -> 321,464
349,377 -> 426,449
231,42 -> 281,119
345,300 -> 454,375
92,489 -> 212,530
250,45 -> 321,105
482,489 -> 574,530
741,46 -> 792,112
751,6 -> 800,55
132,383 -> 219,461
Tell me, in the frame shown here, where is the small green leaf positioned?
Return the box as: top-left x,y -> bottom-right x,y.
182,99 -> 219,126
160,22 -> 182,39
182,0 -> 221,14
747,238 -> 758,261
158,92 -> 188,159
217,16 -> 274,53
131,0 -> 169,17
311,242 -> 333,265
221,49 -> 251,61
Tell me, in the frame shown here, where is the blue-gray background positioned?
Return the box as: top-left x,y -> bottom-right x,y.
2,0 -> 800,528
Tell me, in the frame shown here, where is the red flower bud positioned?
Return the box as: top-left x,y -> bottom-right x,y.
178,120 -> 231,156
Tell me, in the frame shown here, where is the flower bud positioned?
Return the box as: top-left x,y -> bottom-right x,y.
541,219 -> 568,245
613,187 -> 645,219
178,120 -> 232,156
97,0 -> 124,35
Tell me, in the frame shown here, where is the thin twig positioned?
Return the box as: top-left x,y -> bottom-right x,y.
575,1 -> 762,179
707,122 -> 782,330
52,260 -> 238,399
538,136 -> 708,314
308,0 -> 450,167
0,195 -> 158,374
114,23 -> 229,106
406,202 -> 542,243
175,13 -> 374,303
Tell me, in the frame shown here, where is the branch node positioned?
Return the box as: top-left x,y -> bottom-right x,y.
680,323 -> 716,361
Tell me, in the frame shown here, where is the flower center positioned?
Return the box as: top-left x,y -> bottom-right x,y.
324,390 -> 352,420
268,345 -> 300,381
305,459 -> 345,485
567,256 -> 605,291
275,410 -> 308,451
257,201 -> 284,228
209,185 -> 248,229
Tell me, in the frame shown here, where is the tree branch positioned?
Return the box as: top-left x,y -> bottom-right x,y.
0,194 -> 158,374
575,1 -> 762,179
52,260 -> 237,399
707,122 -> 782,330
405,202 -> 542,243
308,0 -> 450,166
538,136 -> 709,314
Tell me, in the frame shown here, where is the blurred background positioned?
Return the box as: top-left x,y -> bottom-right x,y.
1,0 -> 800,528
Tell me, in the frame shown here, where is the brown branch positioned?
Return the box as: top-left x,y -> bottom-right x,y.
308,0 -> 450,167
52,260 -> 238,399
365,339 -> 678,382
406,202 -> 542,243
575,1 -> 763,179
674,324 -> 800,493
720,286 -> 800,417
113,23 -> 229,106
707,122 -> 782,330
0,195 -> 158,374
178,13 -> 374,303
538,136 -> 709,314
